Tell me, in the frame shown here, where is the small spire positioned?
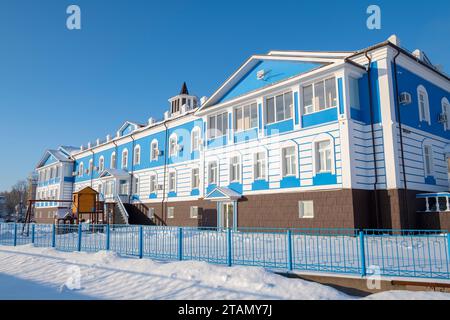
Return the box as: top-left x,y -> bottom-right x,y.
180,82 -> 189,95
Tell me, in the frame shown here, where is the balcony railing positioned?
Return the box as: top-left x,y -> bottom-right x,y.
417,193 -> 450,212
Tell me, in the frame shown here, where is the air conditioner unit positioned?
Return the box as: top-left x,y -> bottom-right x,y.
175,145 -> 183,152
85,169 -> 89,174
256,69 -> 265,80
93,166 -> 99,171
72,172 -> 77,177
399,92 -> 412,105
157,150 -> 163,156
438,113 -> 448,124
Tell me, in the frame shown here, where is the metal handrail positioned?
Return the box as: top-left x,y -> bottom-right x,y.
115,195 -> 129,224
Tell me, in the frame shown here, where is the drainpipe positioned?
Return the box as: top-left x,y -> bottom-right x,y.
89,149 -> 95,188
364,51 -> 381,228
129,134 -> 136,204
392,48 -> 410,227
161,121 -> 169,222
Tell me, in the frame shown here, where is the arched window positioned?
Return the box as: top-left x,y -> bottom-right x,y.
442,98 -> 450,130
111,152 -> 116,169
169,134 -> 178,157
417,85 -> 430,124
88,159 -> 93,175
151,139 -> 159,161
191,127 -> 201,152
134,145 -> 141,165
122,149 -> 128,169
99,156 -> 105,172
78,162 -> 84,177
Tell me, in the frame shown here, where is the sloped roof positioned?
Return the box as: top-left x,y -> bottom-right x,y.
99,168 -> 130,178
36,149 -> 72,169
205,187 -> 242,201
180,82 -> 189,95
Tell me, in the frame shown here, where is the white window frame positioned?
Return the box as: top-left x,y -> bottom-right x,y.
191,167 -> 200,189
99,156 -> 105,172
87,159 -> 93,175
169,134 -> 178,157
417,85 -> 431,124
301,76 -> 337,115
133,145 -> 141,165
110,152 -> 116,169
149,174 -> 157,193
281,145 -> 297,178
312,135 -> 336,176
168,171 -> 176,192
229,154 -> 241,183
349,76 -> 360,110
442,98 -> 450,130
208,160 -> 218,185
78,162 -> 84,177
150,140 -> 159,161
315,140 -> 333,174
148,207 -> 155,219
167,207 -> 175,219
253,150 -> 267,181
299,200 -> 314,218
423,144 -> 434,177
190,206 -> 199,219
234,102 -> 258,132
265,91 -> 293,125
208,112 -> 228,139
132,177 -> 139,195
191,127 -> 201,152
122,149 -> 128,169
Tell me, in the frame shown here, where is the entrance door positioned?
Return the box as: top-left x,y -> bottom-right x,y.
221,202 -> 234,229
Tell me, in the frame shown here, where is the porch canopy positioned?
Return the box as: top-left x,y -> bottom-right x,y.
99,168 -> 130,179
204,187 -> 241,202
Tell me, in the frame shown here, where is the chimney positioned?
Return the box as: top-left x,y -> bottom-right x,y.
164,111 -> 170,120
96,138 -> 100,146
387,34 -> 401,47
106,134 -> 111,142
87,142 -> 92,149
148,117 -> 155,125
80,145 -> 84,151
200,96 -> 208,106
412,49 -> 424,61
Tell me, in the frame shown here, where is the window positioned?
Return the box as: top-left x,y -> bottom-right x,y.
208,161 -> 218,184
349,77 -> 360,110
442,98 -> 450,130
169,135 -> 177,157
50,167 -> 55,179
98,183 -> 103,195
265,91 -> 293,124
417,85 -> 430,124
78,163 -> 84,177
87,159 -> 94,175
99,157 -> 105,172
133,145 -> 141,165
167,207 -> 175,219
150,175 -> 157,193
132,177 -> 139,195
191,128 -> 200,151
190,206 -> 199,219
230,156 -> 240,182
316,140 -> 332,173
171,99 -> 180,114
122,149 -> 128,169
299,201 -> 314,218
424,145 -> 433,177
208,112 -> 228,139
55,166 -> 60,178
111,152 -> 116,169
235,103 -> 258,131
254,151 -> 266,180
302,77 -> 337,114
168,172 -> 176,192
148,207 -> 155,219
282,146 -> 296,177
192,168 -> 200,189
119,180 -> 128,195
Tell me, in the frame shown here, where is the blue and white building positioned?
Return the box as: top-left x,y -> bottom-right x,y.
34,36 -> 450,230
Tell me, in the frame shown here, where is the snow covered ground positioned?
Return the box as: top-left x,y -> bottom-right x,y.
0,244 -> 449,300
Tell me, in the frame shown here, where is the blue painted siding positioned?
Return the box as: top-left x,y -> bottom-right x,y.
264,119 -> 294,136
302,108 -> 338,128
313,173 -> 338,185
234,128 -> 258,143
280,176 -> 301,188
42,155 -> 58,167
294,91 -> 299,125
219,60 -> 322,103
338,78 -> 344,115
251,180 -> 269,191
228,182 -> 243,194
395,64 -> 450,139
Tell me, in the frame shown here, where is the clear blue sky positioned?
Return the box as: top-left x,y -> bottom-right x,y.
0,0 -> 449,191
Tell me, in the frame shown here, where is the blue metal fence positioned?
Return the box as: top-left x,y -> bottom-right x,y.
0,223 -> 448,280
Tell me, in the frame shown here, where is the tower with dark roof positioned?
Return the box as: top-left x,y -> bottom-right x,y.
168,82 -> 197,116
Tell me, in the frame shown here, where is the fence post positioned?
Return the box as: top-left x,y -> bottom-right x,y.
359,231 -> 366,277
178,227 -> 183,261
227,228 -> 232,267
139,225 -> 143,259
31,224 -> 35,245
77,224 -> 82,252
106,224 -> 110,251
287,230 -> 293,271
52,224 -> 56,248
13,223 -> 17,246
447,233 -> 450,265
